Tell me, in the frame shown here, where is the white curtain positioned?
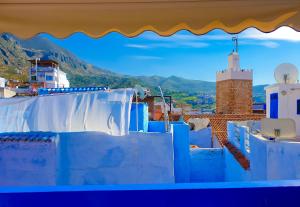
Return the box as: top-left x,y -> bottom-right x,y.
0,89 -> 134,136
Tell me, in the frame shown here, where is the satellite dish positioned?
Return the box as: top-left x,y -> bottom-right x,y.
274,63 -> 299,84
134,85 -> 146,100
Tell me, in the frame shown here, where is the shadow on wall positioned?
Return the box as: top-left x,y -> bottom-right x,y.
0,131 -> 174,186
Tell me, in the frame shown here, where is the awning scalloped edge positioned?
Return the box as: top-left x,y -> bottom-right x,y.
5,24 -> 300,40
0,2 -> 299,39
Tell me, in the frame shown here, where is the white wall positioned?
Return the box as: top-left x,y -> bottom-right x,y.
216,70 -> 252,82
0,88 -> 16,98
0,141 -> 57,186
0,77 -> 5,88
226,122 -> 300,181
248,135 -> 268,180
250,135 -> 300,180
58,70 -> 70,88
266,84 -> 300,136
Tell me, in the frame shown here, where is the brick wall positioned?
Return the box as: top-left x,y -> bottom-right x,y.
216,79 -> 253,114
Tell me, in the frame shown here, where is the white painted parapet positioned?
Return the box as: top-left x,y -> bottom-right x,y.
0,132 -> 58,186
216,69 -> 253,81
216,52 -> 252,81
226,122 -> 300,181
0,131 -> 175,186
249,133 -> 300,180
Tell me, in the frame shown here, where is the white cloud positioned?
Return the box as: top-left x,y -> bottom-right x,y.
130,55 -> 163,60
240,26 -> 300,42
125,41 -> 208,49
140,27 -> 300,42
128,27 -> 299,50
127,33 -> 209,49
125,44 -> 150,49
259,41 -> 280,48
140,32 -> 211,42
239,40 -> 280,48
178,42 -> 209,48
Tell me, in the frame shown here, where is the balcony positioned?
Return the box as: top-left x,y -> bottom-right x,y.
30,67 -> 57,73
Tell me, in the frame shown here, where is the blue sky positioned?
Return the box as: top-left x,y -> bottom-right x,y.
42,27 -> 300,85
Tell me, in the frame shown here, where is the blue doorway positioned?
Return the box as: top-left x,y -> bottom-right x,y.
270,93 -> 278,119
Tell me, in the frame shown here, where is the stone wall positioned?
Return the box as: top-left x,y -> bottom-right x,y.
216,79 -> 253,114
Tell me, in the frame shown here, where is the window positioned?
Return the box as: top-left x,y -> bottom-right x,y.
31,76 -> 36,81
297,99 -> 300,115
46,75 -> 53,81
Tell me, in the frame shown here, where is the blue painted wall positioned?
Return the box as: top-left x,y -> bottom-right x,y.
171,123 -> 190,183
189,128 -> 212,148
148,121 -> 191,183
224,148 -> 250,181
148,121 -> 166,133
57,132 -> 174,185
190,148 -> 224,182
129,103 -> 149,132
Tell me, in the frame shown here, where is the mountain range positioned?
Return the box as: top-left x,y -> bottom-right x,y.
0,33 -> 266,102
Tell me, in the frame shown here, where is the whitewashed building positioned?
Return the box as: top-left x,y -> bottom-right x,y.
265,63 -> 300,136
0,77 -> 5,88
29,59 -> 70,88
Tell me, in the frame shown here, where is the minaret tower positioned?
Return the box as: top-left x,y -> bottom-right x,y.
216,37 -> 253,114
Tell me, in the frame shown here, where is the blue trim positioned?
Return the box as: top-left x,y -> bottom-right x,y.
38,87 -> 109,95
270,93 -> 278,119
45,75 -> 53,81
297,99 -> 300,115
1,181 -> 300,207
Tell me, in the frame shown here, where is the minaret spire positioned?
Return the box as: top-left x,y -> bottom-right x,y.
232,36 -> 238,53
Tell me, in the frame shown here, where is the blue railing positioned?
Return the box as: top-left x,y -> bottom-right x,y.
0,180 -> 300,207
38,87 -> 109,95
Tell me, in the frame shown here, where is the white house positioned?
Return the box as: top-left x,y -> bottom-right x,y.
265,63 -> 300,136
29,59 -> 70,88
0,77 -> 5,88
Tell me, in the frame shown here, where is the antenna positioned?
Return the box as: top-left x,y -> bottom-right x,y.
274,63 -> 299,84
158,86 -> 169,132
232,36 -> 238,53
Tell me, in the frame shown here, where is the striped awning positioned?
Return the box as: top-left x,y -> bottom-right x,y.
0,0 -> 300,38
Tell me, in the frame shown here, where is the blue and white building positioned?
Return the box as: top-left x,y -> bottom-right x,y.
265,63 -> 300,136
29,59 -> 70,88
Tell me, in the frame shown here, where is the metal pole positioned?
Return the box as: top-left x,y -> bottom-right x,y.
57,66 -> 60,88
158,86 -> 169,132
35,58 -> 40,81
